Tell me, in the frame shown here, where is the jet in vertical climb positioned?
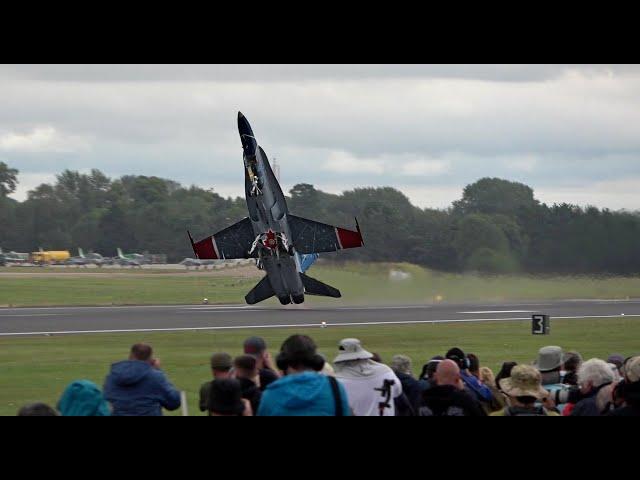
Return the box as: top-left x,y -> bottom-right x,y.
188,112 -> 364,305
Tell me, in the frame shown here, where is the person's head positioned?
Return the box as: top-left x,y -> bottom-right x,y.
611,356 -> 640,408
370,352 -> 382,363
618,356 -> 640,408
391,354 -> 412,376
129,343 -> 153,363
420,356 -> 444,380
243,336 -> 267,366
607,354 -> 625,374
479,366 -> 496,386
495,362 -> 517,390
445,347 -> 469,372
17,403 -> 58,416
562,351 -> 582,373
210,352 -> 233,379
208,379 -> 247,416
533,346 -> 563,373
277,334 -> 324,374
233,354 -> 258,380
577,358 -> 616,395
434,359 -> 463,389
467,353 -> 480,377
499,365 -> 549,408
57,380 -> 111,416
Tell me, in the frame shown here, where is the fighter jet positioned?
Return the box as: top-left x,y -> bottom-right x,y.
0,247 -> 29,266
179,257 -> 218,269
188,112 -> 364,305
66,248 -> 106,267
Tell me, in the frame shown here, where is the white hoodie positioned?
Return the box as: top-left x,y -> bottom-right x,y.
334,359 -> 402,416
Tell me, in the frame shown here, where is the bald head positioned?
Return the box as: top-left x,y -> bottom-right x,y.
435,359 -> 463,389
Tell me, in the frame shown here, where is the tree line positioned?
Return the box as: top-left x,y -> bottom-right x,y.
1,162 -> 639,274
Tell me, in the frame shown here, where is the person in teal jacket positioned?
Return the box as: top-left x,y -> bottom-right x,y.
58,380 -> 111,416
257,335 -> 350,416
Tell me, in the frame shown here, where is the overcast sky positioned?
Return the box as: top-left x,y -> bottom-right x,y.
2,64 -> 639,211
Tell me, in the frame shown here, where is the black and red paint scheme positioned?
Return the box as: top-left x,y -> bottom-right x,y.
188,112 -> 364,305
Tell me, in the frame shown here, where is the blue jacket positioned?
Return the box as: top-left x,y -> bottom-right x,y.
257,372 -> 351,416
104,360 -> 181,416
58,380 -> 111,416
461,371 -> 494,403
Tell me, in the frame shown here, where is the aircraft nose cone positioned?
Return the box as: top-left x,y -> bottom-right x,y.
237,111 -> 255,140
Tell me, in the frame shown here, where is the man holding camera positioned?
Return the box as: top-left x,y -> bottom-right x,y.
104,343 -> 181,416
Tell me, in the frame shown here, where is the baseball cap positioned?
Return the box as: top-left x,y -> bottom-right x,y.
210,352 -> 232,370
607,354 -> 625,370
244,336 -> 267,355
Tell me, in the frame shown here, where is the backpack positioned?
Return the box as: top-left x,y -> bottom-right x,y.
418,405 -> 466,416
327,376 -> 343,416
503,406 -> 550,416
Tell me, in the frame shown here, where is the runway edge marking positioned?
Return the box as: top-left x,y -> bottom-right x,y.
1,314 -> 638,336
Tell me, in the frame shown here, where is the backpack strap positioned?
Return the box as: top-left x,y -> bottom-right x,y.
327,376 -> 343,416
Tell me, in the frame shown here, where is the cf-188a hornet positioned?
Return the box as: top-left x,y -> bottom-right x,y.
188,112 -> 364,305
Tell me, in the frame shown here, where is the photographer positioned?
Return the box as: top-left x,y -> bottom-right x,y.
608,356 -> 640,416
257,334 -> 350,416
103,343 -> 181,416
334,338 -> 402,416
419,359 -> 486,416
570,358 -> 617,416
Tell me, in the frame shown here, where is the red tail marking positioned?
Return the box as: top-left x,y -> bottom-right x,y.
193,236 -> 218,259
336,227 -> 364,249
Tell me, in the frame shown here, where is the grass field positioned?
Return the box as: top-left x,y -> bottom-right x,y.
1,262 -> 640,307
1,317 -> 638,415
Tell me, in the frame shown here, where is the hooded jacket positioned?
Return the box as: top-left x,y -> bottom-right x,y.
103,360 -> 181,416
257,371 -> 350,416
58,380 -> 111,416
335,359 -> 402,416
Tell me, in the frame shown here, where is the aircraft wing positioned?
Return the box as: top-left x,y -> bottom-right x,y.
287,215 -> 364,254
188,217 -> 257,260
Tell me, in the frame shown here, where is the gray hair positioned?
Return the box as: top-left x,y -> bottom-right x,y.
578,358 -> 616,389
391,354 -> 412,375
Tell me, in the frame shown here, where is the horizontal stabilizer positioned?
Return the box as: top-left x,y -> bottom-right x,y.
300,273 -> 341,298
245,276 -> 275,305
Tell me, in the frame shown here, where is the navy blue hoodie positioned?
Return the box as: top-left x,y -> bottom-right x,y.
104,360 -> 181,416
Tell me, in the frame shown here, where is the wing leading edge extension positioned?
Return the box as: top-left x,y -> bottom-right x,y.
287,214 -> 364,255
188,217 -> 256,260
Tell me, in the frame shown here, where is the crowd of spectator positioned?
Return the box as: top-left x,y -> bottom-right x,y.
17,334 -> 640,416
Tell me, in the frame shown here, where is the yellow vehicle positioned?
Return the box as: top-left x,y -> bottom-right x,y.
30,250 -> 71,265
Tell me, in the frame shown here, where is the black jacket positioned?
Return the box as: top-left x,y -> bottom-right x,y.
237,376 -> 262,414
571,383 -> 610,416
394,371 -> 424,414
419,385 -> 486,416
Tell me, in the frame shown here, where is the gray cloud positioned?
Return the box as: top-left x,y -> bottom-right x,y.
2,64 -> 640,211
3,64 -> 639,83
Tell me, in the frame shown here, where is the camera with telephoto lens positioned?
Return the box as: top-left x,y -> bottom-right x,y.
553,385 -> 582,404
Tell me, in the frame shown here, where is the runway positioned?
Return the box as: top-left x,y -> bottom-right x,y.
1,299 -> 640,336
